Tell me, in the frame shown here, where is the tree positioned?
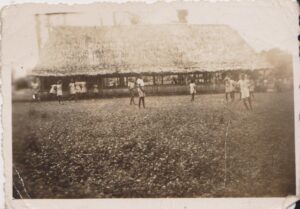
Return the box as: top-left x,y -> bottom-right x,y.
14,77 -> 30,90
177,10 -> 188,24
127,13 -> 140,25
259,48 -> 293,78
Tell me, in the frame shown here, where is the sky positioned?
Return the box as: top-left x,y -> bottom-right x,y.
0,0 -> 298,78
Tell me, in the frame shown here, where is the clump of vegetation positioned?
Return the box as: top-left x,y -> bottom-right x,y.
14,77 -> 30,90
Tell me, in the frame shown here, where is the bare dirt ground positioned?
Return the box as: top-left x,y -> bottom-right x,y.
12,92 -> 295,198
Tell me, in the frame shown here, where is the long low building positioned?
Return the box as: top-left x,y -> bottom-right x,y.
31,24 -> 272,97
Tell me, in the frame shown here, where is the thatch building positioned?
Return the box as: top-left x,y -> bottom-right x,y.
31,24 -> 272,96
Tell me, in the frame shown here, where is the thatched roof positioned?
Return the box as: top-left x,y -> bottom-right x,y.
32,24 -> 272,76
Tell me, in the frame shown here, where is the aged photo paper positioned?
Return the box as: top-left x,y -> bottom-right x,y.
1,0 -> 299,208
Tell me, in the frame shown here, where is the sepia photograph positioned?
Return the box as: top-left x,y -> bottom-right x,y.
1,0 -> 298,201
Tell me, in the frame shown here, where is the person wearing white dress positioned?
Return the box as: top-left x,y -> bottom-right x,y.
93,84 -> 99,98
56,80 -> 63,104
248,76 -> 255,99
31,79 -> 40,102
128,79 -> 136,105
237,74 -> 252,110
136,76 -> 145,108
224,76 -> 231,102
224,76 -> 236,102
75,80 -> 82,100
49,84 -> 57,100
189,79 -> 196,102
81,81 -> 87,99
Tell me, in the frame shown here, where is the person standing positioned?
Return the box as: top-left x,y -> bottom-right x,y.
189,79 -> 196,102
224,76 -> 231,102
69,79 -> 76,101
136,76 -> 145,108
75,80 -> 82,100
249,76 -> 255,99
31,79 -> 40,102
56,80 -> 63,104
49,84 -> 57,100
93,84 -> 99,98
237,74 -> 252,111
81,81 -> 87,99
128,78 -> 136,105
229,77 -> 236,101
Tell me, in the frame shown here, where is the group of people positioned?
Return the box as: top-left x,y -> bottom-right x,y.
48,80 -> 99,104
129,73 -> 255,111
49,80 -> 64,104
188,73 -> 255,110
225,74 -> 255,111
128,75 -> 146,108
32,73 -> 256,111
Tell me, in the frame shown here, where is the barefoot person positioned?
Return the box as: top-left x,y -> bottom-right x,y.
237,74 -> 252,111
56,80 -> 63,104
189,79 -> 196,102
128,78 -> 136,105
136,76 -> 145,108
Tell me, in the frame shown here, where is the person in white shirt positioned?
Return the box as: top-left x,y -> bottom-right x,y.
248,76 -> 255,99
128,78 -> 136,105
75,80 -> 82,100
237,74 -> 252,110
31,79 -> 40,102
224,76 -> 236,102
189,78 -> 196,102
49,84 -> 57,100
136,76 -> 145,108
80,81 -> 87,99
56,80 -> 63,104
229,78 -> 236,101
224,76 -> 231,102
93,84 -> 99,98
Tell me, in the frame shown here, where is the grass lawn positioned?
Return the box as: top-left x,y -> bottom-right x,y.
12,92 -> 295,198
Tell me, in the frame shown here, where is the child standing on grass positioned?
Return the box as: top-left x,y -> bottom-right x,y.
49,84 -> 57,100
237,74 -> 252,111
249,76 -> 255,99
229,77 -> 236,101
56,80 -> 63,104
189,79 -> 196,102
81,81 -> 87,99
31,79 -> 40,102
128,78 -> 136,105
75,80 -> 82,100
93,84 -> 99,98
136,76 -> 145,108
224,76 -> 231,102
